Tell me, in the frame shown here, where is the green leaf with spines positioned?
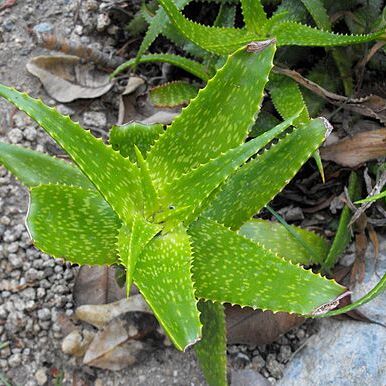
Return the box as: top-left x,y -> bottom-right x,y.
133,224 -> 201,351
268,73 -> 325,180
112,53 -> 211,81
136,0 -> 191,60
195,301 -> 227,386
189,217 -> 345,315
300,0 -> 331,31
149,81 -> 199,108
203,118 -> 329,229
147,42 -> 276,187
239,219 -> 329,265
269,73 -> 310,125
27,184 -> 120,265
241,0 -> 268,33
271,21 -> 385,47
109,122 -> 163,161
156,0 -> 257,56
161,110 -> 301,223
324,172 -> 361,270
0,142 -> 94,189
118,215 -> 161,295
134,146 -> 159,217
0,85 -> 143,224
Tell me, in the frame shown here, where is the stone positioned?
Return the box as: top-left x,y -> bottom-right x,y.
35,368 -> 48,385
8,128 -> 23,144
96,13 -> 110,31
33,22 -> 53,34
8,353 -> 22,367
278,237 -> 386,386
83,111 -> 107,129
231,369 -> 271,386
37,308 -> 51,321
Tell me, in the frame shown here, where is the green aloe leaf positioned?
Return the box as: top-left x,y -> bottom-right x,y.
324,172 -> 361,270
269,74 -> 309,125
112,53 -> 211,81
189,217 -> 345,315
149,81 -> 199,108
241,0 -> 268,33
0,85 -> 143,223
268,74 -> 325,181
156,0 -> 256,55
161,110 -> 301,222
134,146 -> 159,217
239,219 -> 329,265
136,0 -> 191,60
147,41 -> 276,187
0,142 -> 93,189
134,225 -> 201,350
109,122 -> 163,161
204,118 -> 329,229
118,215 -> 161,295
300,0 -> 331,31
271,21 -> 385,47
195,301 -> 227,386
27,184 -> 120,265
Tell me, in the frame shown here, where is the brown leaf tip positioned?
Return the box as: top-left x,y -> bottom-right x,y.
246,39 -> 276,53
311,291 -> 352,316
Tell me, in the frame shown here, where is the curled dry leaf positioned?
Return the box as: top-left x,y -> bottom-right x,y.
76,295 -> 152,329
321,129 -> 386,168
225,305 -> 304,345
83,317 -> 149,370
26,55 -> 113,103
73,266 -> 126,307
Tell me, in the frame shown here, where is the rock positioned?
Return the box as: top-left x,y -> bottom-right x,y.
37,308 -> 51,321
8,353 -> 22,367
96,13 -> 110,32
33,22 -> 53,34
35,368 -> 48,385
8,128 -> 23,144
231,369 -> 271,386
278,237 -> 386,386
62,329 -> 95,357
83,111 -> 107,129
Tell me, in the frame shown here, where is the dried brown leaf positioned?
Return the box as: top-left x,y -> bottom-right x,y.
274,67 -> 386,123
73,266 -> 125,307
75,295 -> 152,329
26,55 -> 113,103
226,305 -> 304,345
320,129 -> 386,167
83,318 -> 147,370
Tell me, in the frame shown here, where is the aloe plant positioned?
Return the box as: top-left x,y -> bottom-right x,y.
0,41 -> 366,385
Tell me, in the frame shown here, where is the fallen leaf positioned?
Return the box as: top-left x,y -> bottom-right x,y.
226,305 -> 304,345
83,318 -> 148,370
274,67 -> 386,123
117,77 -> 180,126
26,55 -> 113,103
76,295 -> 152,329
320,129 -> 386,167
73,266 -> 125,307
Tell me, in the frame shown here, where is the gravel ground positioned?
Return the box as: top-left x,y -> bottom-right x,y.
0,1 -> 319,385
